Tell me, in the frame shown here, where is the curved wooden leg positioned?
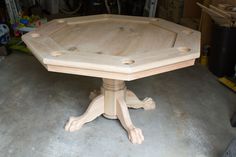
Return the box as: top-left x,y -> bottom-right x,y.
116,97 -> 144,144
88,87 -> 104,100
89,89 -> 101,100
65,95 -> 104,132
126,90 -> 156,110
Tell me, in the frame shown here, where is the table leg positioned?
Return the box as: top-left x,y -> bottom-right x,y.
117,96 -> 144,144
65,78 -> 155,144
126,90 -> 156,110
65,95 -> 104,132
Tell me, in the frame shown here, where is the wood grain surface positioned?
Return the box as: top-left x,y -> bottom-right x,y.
22,14 -> 200,81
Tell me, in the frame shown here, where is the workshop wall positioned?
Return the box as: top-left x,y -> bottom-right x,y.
157,0 -> 184,23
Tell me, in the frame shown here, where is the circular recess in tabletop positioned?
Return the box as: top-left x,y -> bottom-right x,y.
57,19 -> 65,23
177,47 -> 191,53
96,51 -> 103,54
103,14 -> 111,18
50,51 -> 63,57
122,59 -> 135,65
67,47 -> 77,51
150,18 -> 158,21
31,33 -> 40,38
182,30 -> 193,35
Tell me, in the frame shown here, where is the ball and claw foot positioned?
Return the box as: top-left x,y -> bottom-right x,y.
65,95 -> 104,132
128,127 -> 144,144
142,97 -> 156,110
65,117 -> 84,132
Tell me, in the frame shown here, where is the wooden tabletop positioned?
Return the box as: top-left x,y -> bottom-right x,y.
22,14 -> 200,81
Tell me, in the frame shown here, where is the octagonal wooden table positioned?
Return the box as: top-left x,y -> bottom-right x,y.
22,14 -> 200,144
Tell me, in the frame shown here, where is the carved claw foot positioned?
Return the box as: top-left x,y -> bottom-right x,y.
65,95 -> 104,132
142,97 -> 156,110
116,97 -> 144,144
65,116 -> 84,132
128,127 -> 144,144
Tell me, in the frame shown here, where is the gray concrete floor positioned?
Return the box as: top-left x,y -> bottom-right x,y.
0,52 -> 236,157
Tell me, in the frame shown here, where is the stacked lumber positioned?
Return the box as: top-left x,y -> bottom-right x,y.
197,2 -> 236,27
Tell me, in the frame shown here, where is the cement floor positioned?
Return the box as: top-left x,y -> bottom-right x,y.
0,52 -> 236,157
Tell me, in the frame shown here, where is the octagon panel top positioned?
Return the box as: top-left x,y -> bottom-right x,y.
22,14 -> 200,81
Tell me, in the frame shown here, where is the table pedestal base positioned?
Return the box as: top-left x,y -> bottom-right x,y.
65,79 -> 156,144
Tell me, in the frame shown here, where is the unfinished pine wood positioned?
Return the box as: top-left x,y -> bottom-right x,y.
126,90 -> 156,110
197,2 -> 233,26
210,5 -> 232,18
22,14 -> 200,144
198,2 -> 236,27
88,89 -> 156,110
213,4 -> 236,19
65,95 -> 104,132
22,14 -> 200,81
65,79 -> 148,144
